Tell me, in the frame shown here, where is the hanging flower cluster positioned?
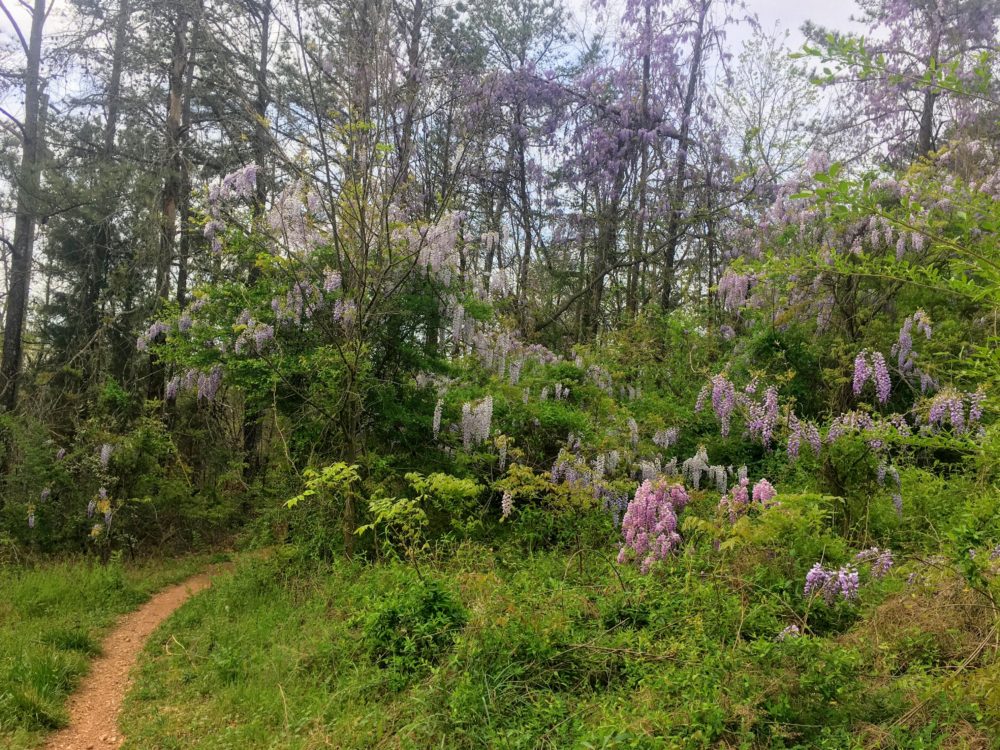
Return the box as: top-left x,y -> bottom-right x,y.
500,491 -> 514,520
681,446 -> 728,492
854,547 -> 894,578
696,375 -> 737,436
719,474 -> 778,522
653,427 -> 679,449
461,396 -> 493,449
892,310 -> 932,374
925,389 -> 985,436
786,414 -> 822,460
205,163 -> 259,253
165,366 -> 224,403
804,563 -> 860,603
617,479 -> 691,574
696,374 -> 785,448
136,321 -> 170,351
853,350 -> 892,404
804,547 -> 894,603
234,309 -> 275,354
876,462 -> 904,516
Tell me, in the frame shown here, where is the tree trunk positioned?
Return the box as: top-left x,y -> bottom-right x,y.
659,0 -> 708,312
514,102 -> 533,325
627,0 -> 652,320
242,0 -> 273,481
0,0 -> 47,413
149,0 -> 199,399
78,0 -> 132,377
396,0 -> 423,182
916,19 -> 941,157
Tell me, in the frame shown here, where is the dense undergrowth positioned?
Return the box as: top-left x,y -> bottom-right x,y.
120,533 -> 1000,749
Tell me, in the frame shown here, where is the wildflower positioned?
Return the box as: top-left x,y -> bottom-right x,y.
99,443 -> 113,469
461,397 -> 492,450
804,563 -> 829,597
711,375 -> 737,437
323,269 -> 342,293
618,479 -> 690,574
165,376 -> 180,401
628,418 -> 639,448
855,547 -> 894,578
804,562 -> 860,602
653,428 -> 678,449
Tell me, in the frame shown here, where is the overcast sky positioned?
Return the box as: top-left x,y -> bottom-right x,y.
0,0 -> 863,52
747,0 -> 859,43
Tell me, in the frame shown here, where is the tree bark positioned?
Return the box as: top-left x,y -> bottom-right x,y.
659,0 -> 708,312
149,0 -> 200,399
0,0 -> 47,412
242,0 -> 273,481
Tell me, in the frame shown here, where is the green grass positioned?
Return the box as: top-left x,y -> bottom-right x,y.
0,553 -> 218,750
118,540 -> 1000,750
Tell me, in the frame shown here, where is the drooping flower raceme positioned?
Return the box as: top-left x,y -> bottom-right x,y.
787,414 -> 821,460
853,351 -> 871,396
871,351 -> 891,404
776,624 -> 801,641
855,547 -> 894,579
618,479 -> 691,574
461,396 -> 493,449
751,479 -> 777,506
653,427 -> 679,449
696,375 -> 738,437
803,563 -> 860,603
432,399 -> 443,440
500,491 -> 514,520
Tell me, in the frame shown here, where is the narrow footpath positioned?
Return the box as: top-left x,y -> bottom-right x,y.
43,569 -> 220,750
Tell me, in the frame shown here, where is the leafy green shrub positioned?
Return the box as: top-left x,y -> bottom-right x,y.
285,462 -> 361,559
362,578 -> 467,686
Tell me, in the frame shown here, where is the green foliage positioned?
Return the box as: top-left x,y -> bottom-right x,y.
285,462 -> 361,560
362,578 -> 467,687
0,556 -> 208,750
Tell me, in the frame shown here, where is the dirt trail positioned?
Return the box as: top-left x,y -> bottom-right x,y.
43,568 -> 221,750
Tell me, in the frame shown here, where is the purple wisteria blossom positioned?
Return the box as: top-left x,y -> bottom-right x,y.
853,351 -> 871,396
618,479 -> 690,574
751,479 -> 777,506
804,563 -> 860,603
776,624 -> 801,641
872,351 -> 891,404
461,397 -> 493,450
855,547 -> 894,579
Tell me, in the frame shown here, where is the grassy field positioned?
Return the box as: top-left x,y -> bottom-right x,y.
118,536 -> 999,750
0,553 -> 218,750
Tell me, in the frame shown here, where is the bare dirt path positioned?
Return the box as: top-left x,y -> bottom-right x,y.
42,567 -> 223,750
